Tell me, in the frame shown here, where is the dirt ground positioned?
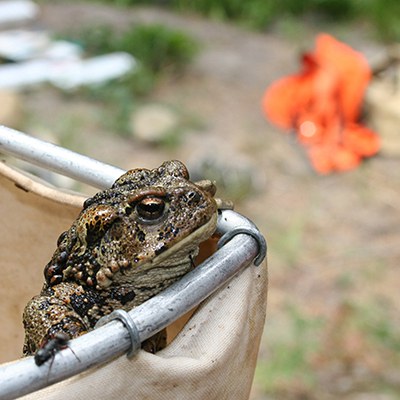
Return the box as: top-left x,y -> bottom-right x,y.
7,2 -> 400,399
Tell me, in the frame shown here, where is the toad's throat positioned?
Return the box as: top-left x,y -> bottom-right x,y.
114,260 -> 195,307
120,255 -> 196,287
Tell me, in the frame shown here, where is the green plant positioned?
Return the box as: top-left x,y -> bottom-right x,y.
358,0 -> 400,41
59,23 -> 198,136
69,24 -> 115,55
64,23 -> 199,76
89,0 -> 400,41
115,24 -> 199,75
172,0 -> 276,29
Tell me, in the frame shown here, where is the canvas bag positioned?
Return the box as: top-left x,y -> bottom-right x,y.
0,162 -> 268,400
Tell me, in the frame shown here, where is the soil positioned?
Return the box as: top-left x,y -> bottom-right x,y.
7,2 -> 400,399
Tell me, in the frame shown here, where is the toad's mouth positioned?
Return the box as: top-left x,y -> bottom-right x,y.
95,212 -> 218,290
103,212 -> 218,300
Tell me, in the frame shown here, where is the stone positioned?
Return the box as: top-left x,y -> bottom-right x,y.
130,103 -> 179,143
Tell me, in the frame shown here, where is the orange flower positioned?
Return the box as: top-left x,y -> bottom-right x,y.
262,34 -> 380,174
342,123 -> 380,157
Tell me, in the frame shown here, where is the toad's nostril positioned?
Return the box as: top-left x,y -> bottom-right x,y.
186,191 -> 202,204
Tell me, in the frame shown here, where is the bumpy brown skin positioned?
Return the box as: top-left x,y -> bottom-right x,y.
23,160 -> 217,355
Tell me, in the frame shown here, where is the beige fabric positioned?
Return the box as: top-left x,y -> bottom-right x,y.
0,162 -> 268,400
0,163 -> 84,362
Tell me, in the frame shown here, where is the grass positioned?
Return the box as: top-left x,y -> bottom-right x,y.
255,306 -> 323,396
357,300 -> 400,354
256,298 -> 400,398
268,214 -> 307,268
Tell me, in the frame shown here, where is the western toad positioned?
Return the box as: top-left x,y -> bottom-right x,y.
23,160 -> 218,355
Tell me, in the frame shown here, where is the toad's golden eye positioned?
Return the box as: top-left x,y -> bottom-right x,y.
136,197 -> 166,223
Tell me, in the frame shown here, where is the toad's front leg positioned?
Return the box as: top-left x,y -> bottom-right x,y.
22,283 -> 91,356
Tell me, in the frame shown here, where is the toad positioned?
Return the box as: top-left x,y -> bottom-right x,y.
23,160 -> 218,355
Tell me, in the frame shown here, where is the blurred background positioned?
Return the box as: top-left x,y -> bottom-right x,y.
1,1 -> 400,399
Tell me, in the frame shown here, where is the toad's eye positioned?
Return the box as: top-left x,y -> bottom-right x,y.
136,197 -> 166,223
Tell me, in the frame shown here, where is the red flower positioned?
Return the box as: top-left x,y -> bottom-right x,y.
262,34 -> 380,174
